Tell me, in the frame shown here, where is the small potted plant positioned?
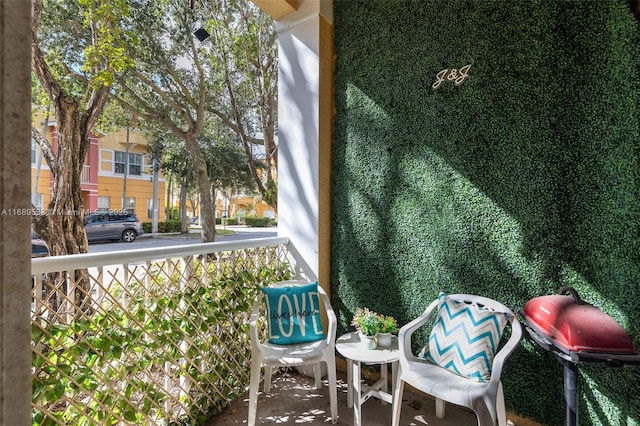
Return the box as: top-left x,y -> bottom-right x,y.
351,308 -> 399,349
351,307 -> 379,349
376,315 -> 398,347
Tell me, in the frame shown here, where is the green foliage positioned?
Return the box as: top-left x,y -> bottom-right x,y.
244,216 -> 274,227
263,181 -> 278,207
332,1 -> 640,425
203,137 -> 256,194
377,315 -> 399,334
216,217 -> 239,226
350,307 -> 380,337
32,262 -> 293,425
351,308 -> 398,336
160,221 -> 183,233
141,221 -> 182,233
38,0 -> 136,92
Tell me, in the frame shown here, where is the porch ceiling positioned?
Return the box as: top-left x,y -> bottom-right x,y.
250,0 -> 297,20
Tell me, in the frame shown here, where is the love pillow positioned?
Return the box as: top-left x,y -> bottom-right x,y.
261,281 -> 325,345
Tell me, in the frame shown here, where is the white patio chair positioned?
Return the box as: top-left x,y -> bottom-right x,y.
248,280 -> 338,425
391,293 -> 522,426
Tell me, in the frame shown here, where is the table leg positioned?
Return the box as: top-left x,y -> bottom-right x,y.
391,361 -> 398,396
381,362 -> 388,405
353,360 -> 362,426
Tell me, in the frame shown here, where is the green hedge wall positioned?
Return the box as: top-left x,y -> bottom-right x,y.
331,1 -> 640,425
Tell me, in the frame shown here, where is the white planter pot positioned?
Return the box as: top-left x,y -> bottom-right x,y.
376,332 -> 392,348
359,332 -> 377,350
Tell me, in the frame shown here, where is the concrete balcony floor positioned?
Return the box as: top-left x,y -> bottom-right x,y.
208,367 -> 482,426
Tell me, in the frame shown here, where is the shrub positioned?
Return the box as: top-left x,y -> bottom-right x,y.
215,217 -> 239,226
141,221 -> 183,233
244,216 -> 273,227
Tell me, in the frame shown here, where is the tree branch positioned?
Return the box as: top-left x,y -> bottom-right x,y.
31,126 -> 57,175
31,0 -> 62,105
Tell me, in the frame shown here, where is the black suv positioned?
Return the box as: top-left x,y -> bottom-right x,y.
85,211 -> 144,243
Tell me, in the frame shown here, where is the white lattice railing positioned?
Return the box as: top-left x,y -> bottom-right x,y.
31,237 -> 316,426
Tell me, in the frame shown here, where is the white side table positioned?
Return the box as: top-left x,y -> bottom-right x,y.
336,332 -> 399,426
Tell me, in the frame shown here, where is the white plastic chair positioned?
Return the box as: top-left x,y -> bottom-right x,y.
391,294 -> 522,426
248,280 -> 338,425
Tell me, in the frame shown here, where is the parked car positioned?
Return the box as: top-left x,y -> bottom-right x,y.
85,211 -> 144,243
31,237 -> 49,293
31,238 -> 49,258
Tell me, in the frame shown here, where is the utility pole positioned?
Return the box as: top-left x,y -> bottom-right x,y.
152,156 -> 159,233
122,124 -> 129,212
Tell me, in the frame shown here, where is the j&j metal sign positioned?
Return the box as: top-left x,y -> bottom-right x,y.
432,64 -> 472,90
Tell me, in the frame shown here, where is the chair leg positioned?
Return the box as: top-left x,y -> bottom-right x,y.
473,393 -> 499,426
474,403 -> 495,426
435,398 -> 446,419
391,379 -> 405,426
496,382 -> 507,426
264,365 -> 272,393
313,363 -> 322,389
248,359 -> 263,426
325,356 -> 338,424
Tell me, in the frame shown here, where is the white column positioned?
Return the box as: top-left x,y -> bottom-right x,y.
276,0 -> 332,278
0,0 -> 33,424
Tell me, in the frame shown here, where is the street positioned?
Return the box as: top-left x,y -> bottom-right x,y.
87,225 -> 277,253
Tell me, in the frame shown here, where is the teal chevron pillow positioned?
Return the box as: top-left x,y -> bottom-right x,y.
421,293 -> 510,382
261,281 -> 325,345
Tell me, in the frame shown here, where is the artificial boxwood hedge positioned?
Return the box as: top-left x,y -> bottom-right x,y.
331,1 -> 640,425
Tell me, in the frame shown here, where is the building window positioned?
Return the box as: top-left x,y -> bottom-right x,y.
125,198 -> 136,213
114,151 -> 143,176
98,197 -> 110,210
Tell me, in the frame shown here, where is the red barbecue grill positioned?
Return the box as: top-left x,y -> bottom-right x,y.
522,287 -> 640,426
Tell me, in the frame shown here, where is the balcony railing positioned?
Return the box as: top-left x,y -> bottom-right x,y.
31,237 -> 315,426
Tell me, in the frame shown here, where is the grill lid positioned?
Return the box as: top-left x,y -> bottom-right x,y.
522,287 -> 636,355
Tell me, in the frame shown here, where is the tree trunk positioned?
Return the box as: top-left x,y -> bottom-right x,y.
165,174 -> 173,221
184,134 -> 216,242
179,177 -> 188,234
31,99 -> 92,317
35,100 -> 89,255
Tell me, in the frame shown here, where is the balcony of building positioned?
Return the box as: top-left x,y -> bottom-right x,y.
31,237 -> 515,426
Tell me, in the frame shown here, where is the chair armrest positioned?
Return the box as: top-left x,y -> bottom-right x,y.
249,294 -> 264,352
397,298 -> 440,367
318,286 -> 337,346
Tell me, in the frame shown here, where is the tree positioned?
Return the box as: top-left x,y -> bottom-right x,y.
200,127 -> 257,212
31,0 -> 134,257
149,132 -> 196,233
112,0 -> 279,243
205,0 -> 278,209
112,0 -> 219,241
31,0 -> 136,315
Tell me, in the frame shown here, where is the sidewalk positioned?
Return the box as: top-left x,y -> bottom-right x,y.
143,225 -> 243,239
